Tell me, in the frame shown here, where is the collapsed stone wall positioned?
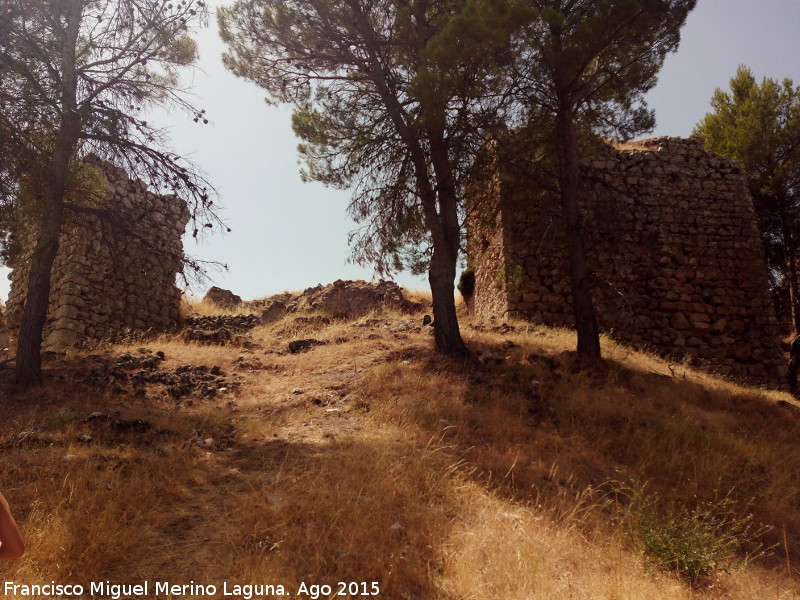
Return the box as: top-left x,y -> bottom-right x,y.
468,136 -> 786,384
6,162 -> 190,349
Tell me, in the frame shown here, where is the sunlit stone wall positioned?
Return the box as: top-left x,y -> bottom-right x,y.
7,162 -> 189,349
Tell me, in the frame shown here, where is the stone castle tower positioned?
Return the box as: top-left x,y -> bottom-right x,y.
6,161 -> 190,349
467,136 -> 786,384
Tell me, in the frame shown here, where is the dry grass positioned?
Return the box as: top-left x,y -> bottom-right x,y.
0,301 -> 798,599
181,296 -> 260,318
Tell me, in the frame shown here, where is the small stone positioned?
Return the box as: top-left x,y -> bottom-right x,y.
477,352 -> 505,365
288,339 -> 326,354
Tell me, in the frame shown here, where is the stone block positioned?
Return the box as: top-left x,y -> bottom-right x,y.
672,312 -> 690,330
53,304 -> 80,321
45,329 -> 83,349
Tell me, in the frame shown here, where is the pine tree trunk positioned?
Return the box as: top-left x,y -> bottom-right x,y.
15,202 -> 64,386
781,221 -> 800,336
557,105 -> 601,359
429,244 -> 468,358
786,244 -> 800,335
779,201 -> 800,334
16,122 -> 75,387
425,133 -> 469,358
15,0 -> 82,387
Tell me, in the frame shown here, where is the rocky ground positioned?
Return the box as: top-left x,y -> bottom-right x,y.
1,293 -> 799,600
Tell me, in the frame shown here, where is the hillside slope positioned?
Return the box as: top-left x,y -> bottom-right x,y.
0,299 -> 798,599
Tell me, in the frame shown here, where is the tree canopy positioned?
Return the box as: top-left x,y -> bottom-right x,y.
694,66 -> 800,331
512,0 -> 695,137
0,0 -> 217,215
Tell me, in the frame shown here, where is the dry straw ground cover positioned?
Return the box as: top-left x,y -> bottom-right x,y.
0,294 -> 798,599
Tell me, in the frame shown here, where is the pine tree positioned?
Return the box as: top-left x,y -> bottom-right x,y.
219,0 -> 513,357
512,0 -> 696,358
0,0 -> 220,386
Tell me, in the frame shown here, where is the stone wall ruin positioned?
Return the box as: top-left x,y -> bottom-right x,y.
6,162 -> 190,350
467,136 -> 786,384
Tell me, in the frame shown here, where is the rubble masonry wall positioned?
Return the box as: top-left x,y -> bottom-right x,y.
6,162 -> 190,349
468,136 -> 786,384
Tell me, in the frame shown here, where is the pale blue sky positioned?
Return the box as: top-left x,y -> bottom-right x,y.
2,0 -> 799,302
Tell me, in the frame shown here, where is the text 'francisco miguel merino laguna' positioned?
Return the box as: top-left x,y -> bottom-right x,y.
4,581 -> 288,599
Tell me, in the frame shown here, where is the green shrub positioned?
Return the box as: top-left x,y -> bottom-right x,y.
621,485 -> 771,582
457,268 -> 475,299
